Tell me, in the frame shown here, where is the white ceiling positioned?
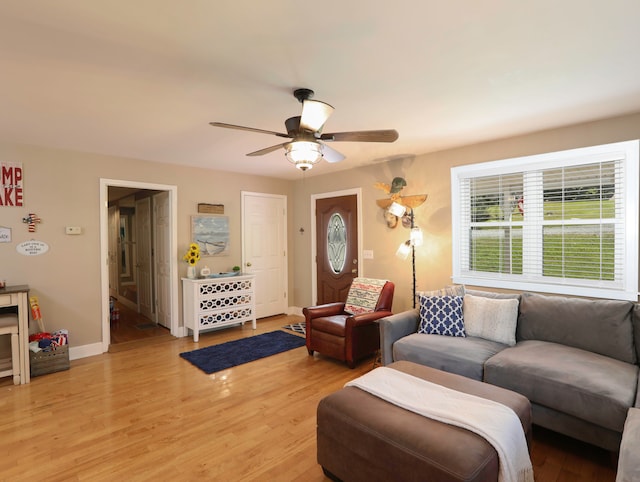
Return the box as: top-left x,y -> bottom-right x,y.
1,1 -> 639,181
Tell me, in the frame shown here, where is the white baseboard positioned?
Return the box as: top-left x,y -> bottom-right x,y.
287,306 -> 303,316
69,313 -> 303,361
69,342 -> 103,360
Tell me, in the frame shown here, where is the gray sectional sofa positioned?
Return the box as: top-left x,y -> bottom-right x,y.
379,288 -> 640,452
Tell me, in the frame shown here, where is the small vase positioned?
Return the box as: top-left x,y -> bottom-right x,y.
187,265 -> 197,279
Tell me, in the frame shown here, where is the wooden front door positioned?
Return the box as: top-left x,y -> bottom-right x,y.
316,194 -> 358,304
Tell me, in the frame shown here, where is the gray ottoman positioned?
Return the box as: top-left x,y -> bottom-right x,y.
317,361 -> 532,482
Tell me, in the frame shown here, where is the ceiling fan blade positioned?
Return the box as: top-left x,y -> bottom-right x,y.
300,100 -> 334,132
210,122 -> 291,139
246,143 -> 287,156
320,129 -> 399,143
321,143 -> 345,164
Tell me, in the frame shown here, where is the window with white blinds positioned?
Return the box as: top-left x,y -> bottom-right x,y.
451,140 -> 639,301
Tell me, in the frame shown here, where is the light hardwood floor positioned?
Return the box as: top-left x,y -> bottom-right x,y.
0,315 -> 617,481
109,300 -> 170,346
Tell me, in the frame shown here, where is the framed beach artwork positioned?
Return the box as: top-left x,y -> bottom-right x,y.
191,215 -> 230,256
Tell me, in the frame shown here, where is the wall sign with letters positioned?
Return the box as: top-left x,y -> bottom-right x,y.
0,226 -> 10,243
1,161 -> 23,207
16,240 -> 49,256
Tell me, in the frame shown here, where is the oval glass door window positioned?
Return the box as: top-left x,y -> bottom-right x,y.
327,213 -> 347,274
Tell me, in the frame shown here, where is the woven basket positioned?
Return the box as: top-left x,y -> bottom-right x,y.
30,345 -> 70,377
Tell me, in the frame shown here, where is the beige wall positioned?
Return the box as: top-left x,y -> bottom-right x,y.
291,112 -> 640,313
0,143 -> 292,350
2,111 -> 639,355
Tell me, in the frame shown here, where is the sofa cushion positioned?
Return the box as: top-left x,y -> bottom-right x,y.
310,315 -> 348,337
484,340 -> 638,433
418,295 -> 465,337
517,292 -> 636,364
463,294 -> 519,346
393,333 -> 507,381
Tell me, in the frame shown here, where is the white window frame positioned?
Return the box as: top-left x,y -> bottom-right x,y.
451,140 -> 639,301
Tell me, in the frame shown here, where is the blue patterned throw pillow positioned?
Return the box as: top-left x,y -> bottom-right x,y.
418,295 -> 466,337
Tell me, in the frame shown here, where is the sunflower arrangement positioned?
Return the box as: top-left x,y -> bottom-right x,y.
183,243 -> 201,266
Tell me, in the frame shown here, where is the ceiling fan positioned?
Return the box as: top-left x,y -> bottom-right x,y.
210,88 -> 399,171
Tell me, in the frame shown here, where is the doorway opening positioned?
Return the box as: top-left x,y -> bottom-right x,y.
100,179 -> 179,353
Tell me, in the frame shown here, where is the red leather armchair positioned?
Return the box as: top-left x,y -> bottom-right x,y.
303,280 -> 395,368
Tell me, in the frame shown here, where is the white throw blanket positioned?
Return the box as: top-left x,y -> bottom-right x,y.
346,367 -> 534,482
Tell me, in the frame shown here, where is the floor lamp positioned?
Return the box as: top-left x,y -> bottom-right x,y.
390,203 -> 423,309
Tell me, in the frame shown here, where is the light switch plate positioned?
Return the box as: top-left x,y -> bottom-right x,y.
363,249 -> 374,259
65,226 -> 82,235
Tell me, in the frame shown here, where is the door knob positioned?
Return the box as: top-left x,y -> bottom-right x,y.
246,262 -> 252,267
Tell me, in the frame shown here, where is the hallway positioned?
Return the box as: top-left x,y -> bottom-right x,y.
109,300 -> 170,346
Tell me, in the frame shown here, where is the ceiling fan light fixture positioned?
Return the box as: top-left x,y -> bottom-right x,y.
210,88 -> 398,170
285,141 -> 323,171
291,160 -> 314,171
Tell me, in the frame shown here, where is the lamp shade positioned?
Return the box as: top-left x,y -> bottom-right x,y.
410,227 -> 423,246
300,99 -> 334,132
388,202 -> 407,217
396,240 -> 411,260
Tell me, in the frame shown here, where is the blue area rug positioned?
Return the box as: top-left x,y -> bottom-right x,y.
179,330 -> 306,374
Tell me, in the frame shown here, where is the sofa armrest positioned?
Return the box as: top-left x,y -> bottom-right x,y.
617,407 -> 640,481
379,309 -> 419,366
348,310 -> 394,328
303,302 -> 346,321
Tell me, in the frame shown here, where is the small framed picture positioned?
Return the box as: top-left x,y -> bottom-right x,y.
191,215 -> 229,256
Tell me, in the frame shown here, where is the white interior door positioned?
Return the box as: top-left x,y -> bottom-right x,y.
154,192 -> 171,328
242,192 -> 287,319
108,206 -> 119,298
136,197 -> 154,321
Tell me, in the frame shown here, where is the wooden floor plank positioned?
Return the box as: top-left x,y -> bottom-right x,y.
0,315 -> 617,481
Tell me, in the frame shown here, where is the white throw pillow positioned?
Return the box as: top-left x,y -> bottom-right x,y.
415,285 -> 465,307
462,294 -> 519,346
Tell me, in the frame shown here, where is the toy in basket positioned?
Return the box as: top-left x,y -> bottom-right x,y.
29,296 -> 46,333
28,296 -> 70,377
